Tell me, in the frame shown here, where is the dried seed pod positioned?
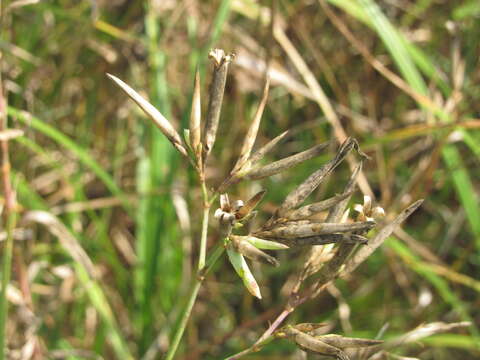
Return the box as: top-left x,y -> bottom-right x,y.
277,326 -> 349,360
283,192 -> 353,220
231,235 -> 279,266
107,73 -> 187,157
226,246 -> 262,299
203,49 -> 234,161
316,334 -> 383,349
189,68 -> 202,165
293,323 -> 329,334
246,142 -> 329,180
279,138 -> 355,212
280,233 -> 368,246
232,77 -> 270,174
235,190 -> 266,219
256,221 -> 375,239
326,162 -> 362,223
248,130 -> 289,166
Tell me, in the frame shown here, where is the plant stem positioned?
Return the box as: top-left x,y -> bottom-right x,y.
0,212 -> 16,360
164,243 -> 225,360
165,180 -> 214,360
164,279 -> 202,360
224,307 -> 293,360
0,14 -> 16,353
198,183 -> 210,271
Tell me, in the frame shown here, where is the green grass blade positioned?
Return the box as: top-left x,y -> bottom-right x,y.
388,238 -> 478,337
442,145 -> 480,247
328,0 -> 450,94
8,107 -> 132,214
356,0 -> 427,94
134,3 -> 182,353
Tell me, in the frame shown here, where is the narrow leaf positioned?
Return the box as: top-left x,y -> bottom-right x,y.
232,77 -> 270,173
106,73 -> 187,156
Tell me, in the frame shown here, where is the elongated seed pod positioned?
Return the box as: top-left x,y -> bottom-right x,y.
189,68 -> 202,164
203,49 -> 233,161
292,330 -> 350,359
326,162 -> 362,223
279,138 -> 355,212
284,191 -> 353,220
232,77 -> 270,173
249,130 -> 289,166
246,142 -> 329,180
255,221 -> 375,239
317,334 -> 383,349
276,233 -> 368,246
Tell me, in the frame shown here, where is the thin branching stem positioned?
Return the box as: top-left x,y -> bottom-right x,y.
198,182 -> 210,271
0,2 -> 17,356
165,178 -> 218,360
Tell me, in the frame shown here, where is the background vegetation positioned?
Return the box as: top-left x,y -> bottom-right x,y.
1,0 -> 479,359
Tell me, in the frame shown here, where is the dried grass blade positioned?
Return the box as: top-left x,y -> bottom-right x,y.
232,77 -> 270,173
247,142 -> 329,180
106,73 -> 187,156
23,211 -> 96,278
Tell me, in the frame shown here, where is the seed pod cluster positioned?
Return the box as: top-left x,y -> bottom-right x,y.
275,324 -> 383,360
252,138 -> 376,249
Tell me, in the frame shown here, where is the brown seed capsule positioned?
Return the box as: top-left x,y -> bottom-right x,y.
203,49 -> 234,162
279,138 -> 355,212
255,221 -> 375,239
279,326 -> 350,360
278,233 -> 368,246
283,192 -> 353,220
246,142 -> 329,180
316,334 -> 383,349
326,162 -> 362,223
249,130 -> 289,166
